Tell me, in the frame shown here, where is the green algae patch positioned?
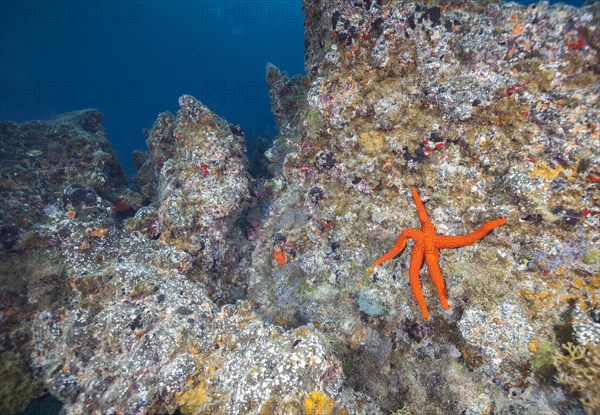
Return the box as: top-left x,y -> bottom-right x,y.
531,341 -> 557,378
583,248 -> 600,265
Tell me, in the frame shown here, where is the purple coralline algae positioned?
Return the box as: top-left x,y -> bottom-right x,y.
1,1 -> 599,414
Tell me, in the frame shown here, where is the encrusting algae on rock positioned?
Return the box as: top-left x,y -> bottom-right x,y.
304,391 -> 336,415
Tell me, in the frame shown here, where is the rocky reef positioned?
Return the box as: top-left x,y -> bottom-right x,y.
0,103 -> 379,414
1,1 -> 599,414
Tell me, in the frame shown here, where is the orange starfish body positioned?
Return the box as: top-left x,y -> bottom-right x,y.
373,188 -> 506,320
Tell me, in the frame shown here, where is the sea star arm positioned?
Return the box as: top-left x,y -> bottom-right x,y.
424,249 -> 451,312
372,228 -> 421,266
434,218 -> 506,249
411,188 -> 434,230
408,243 -> 429,320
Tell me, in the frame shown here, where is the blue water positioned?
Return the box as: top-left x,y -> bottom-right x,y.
0,1 -> 305,178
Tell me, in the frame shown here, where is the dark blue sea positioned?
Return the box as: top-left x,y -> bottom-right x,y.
0,1 -> 590,414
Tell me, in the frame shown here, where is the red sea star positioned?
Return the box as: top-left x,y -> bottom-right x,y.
373,188 -> 506,320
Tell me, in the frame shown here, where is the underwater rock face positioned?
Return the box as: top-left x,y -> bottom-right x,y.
131,95 -> 253,302
266,62 -> 308,139
0,101 -> 381,414
133,111 -> 177,201
1,1 -> 599,414
245,0 -> 599,413
30,262 -> 378,414
134,96 -> 251,268
0,109 -> 134,248
155,95 -> 250,260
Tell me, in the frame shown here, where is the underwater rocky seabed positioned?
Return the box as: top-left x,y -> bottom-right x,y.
1,0 -> 599,414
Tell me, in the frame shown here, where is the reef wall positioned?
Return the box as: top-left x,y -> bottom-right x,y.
248,0 -> 599,413
0,104 -> 380,414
